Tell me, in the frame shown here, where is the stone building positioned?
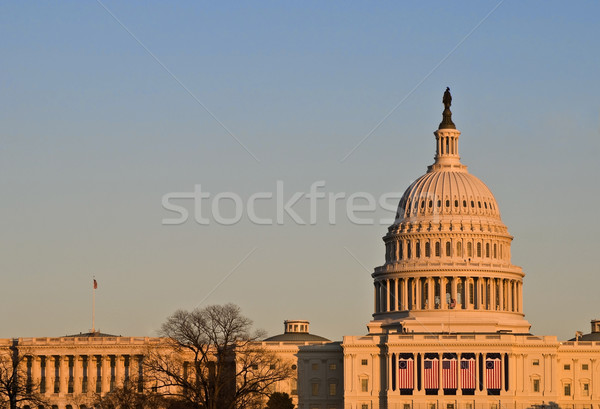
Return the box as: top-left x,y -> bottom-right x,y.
1,90 -> 598,409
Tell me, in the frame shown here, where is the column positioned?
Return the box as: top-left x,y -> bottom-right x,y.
101,355 -> 110,394
439,353 -> 443,392
73,356 -> 82,394
395,278 -> 400,311
499,279 -> 504,311
490,279 -> 496,310
372,353 -> 380,394
402,279 -> 408,310
380,282 -> 386,313
500,354 -> 505,393
385,353 -> 391,392
441,277 -> 447,309
415,278 -> 422,310
386,279 -> 391,312
508,280 -> 513,312
116,355 -> 125,388
590,358 -> 596,399
465,278 -> 471,310
509,353 -> 517,393
395,240 -> 400,261
32,356 -> 41,393
428,278 -> 435,310
451,277 -> 458,307
60,355 -> 69,393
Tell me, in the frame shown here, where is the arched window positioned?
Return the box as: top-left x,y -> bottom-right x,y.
463,200 -> 467,207
398,242 -> 403,260
437,199 -> 441,208
486,243 -> 490,258
457,242 -> 462,257
446,199 -> 450,207
416,241 -> 421,258
454,200 -> 459,207
407,241 -> 412,259
467,242 -> 472,257
477,242 -> 482,257
435,241 -> 441,257
471,200 -> 475,207
425,242 -> 431,257
446,241 -> 451,257
493,244 -> 497,258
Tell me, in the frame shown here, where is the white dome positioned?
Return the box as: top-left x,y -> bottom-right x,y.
396,169 -> 500,222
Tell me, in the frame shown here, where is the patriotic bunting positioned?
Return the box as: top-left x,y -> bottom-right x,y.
486,358 -> 501,389
460,358 -> 476,389
442,358 -> 458,389
424,358 -> 439,389
398,358 -> 414,389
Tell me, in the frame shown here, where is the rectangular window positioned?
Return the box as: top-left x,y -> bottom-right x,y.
361,359 -> 368,366
329,363 -> 337,371
428,404 -> 437,409
564,383 -> 571,396
532,359 -> 539,366
490,405 -> 498,409
312,363 -> 319,371
582,364 -> 589,370
362,405 -> 370,409
564,364 -> 571,370
447,404 -> 456,409
361,378 -> 369,392
533,379 -> 540,392
403,405 -> 411,409
311,382 -> 319,396
329,382 -> 336,396
465,404 -> 473,409
583,383 -> 589,396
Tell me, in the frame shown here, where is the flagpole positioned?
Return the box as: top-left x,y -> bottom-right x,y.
92,277 -> 96,334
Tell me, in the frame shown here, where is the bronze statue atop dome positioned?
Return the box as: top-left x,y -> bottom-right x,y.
439,87 -> 456,129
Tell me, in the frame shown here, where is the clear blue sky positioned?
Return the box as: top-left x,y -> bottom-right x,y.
1,1 -> 598,340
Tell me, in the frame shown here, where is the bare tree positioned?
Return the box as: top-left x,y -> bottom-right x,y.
144,304 -> 292,409
0,341 -> 47,409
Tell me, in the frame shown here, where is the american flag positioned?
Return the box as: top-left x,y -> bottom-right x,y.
486,358 -> 501,389
442,358 -> 457,389
424,358 -> 439,389
460,358 -> 476,389
398,358 -> 414,389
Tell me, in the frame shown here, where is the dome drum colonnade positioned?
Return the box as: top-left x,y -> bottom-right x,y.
368,88 -> 531,334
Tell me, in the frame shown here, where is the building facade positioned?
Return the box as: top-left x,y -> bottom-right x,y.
1,90 -> 598,409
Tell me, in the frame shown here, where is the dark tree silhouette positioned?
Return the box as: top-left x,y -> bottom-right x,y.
0,341 -> 47,409
265,392 -> 294,409
144,304 -> 292,409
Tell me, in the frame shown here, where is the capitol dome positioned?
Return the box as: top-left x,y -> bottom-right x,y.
369,88 -> 531,335
396,170 -> 501,223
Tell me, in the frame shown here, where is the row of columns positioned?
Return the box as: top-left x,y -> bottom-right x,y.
27,354 -> 142,395
385,238 -> 509,264
437,133 -> 459,157
374,276 -> 522,314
